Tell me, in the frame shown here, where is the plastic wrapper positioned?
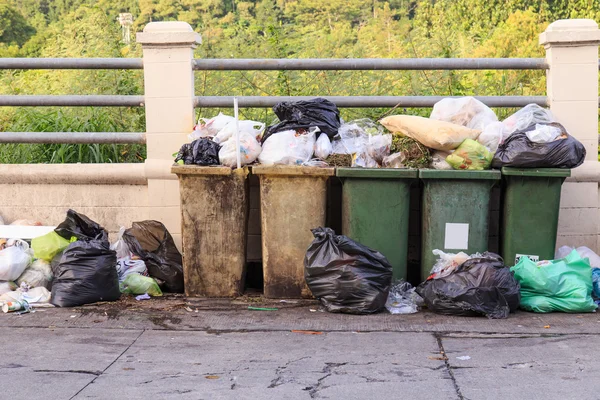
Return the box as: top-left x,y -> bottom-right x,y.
314,133 -> 332,160
0,241 -> 32,281
32,231 -> 75,262
116,258 -> 148,283
477,121 -> 504,153
417,252 -> 521,319
0,286 -> 51,305
213,120 -> 265,144
123,221 -> 184,293
385,280 -> 424,314
189,112 -> 235,140
430,151 -> 453,170
367,134 -> 392,164
304,227 -> 393,314
446,139 -> 493,170
382,152 -> 406,168
50,240 -> 120,307
428,249 -> 471,280
502,104 -> 554,141
120,273 -> 162,296
511,249 -> 597,313
525,124 -> 562,143
302,159 -> 329,167
492,123 -> 585,169
380,115 -> 481,151
262,98 -> 341,144
430,97 -> 498,131
555,246 -> 600,269
0,281 -> 17,295
218,131 -> 262,167
258,129 -> 316,166
17,259 -> 53,290
352,152 -> 378,168
174,138 -> 221,166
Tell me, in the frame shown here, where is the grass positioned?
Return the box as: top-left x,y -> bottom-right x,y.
390,135 -> 432,168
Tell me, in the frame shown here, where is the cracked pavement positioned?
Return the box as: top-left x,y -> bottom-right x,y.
1,299 -> 600,399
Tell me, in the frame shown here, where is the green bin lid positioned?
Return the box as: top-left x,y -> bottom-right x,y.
336,168 -> 418,179
501,167 -> 571,178
419,169 -> 501,180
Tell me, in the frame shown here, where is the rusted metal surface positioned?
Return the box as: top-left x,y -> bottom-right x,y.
174,167 -> 249,297
258,168 -> 332,298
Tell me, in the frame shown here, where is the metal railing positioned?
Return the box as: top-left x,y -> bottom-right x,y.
0,56 -> 592,145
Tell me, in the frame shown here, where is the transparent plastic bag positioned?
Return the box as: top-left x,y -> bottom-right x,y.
111,227 -> 132,260
431,151 -> 453,170
0,241 -> 32,281
430,97 -> 498,131
385,280 -> 424,314
429,249 -> 471,280
189,113 -> 235,140
367,134 -> 392,164
314,133 -> 332,160
502,104 -> 554,141
218,131 -> 262,167
17,259 -> 53,289
477,121 -> 504,153
213,120 -> 266,144
258,129 -> 316,165
382,152 -> 406,168
352,152 -> 379,168
332,123 -> 369,155
526,123 -> 562,143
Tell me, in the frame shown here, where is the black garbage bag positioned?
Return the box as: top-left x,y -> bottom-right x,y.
416,252 -> 521,319
175,138 -> 220,166
304,227 -> 393,314
123,221 -> 184,293
50,240 -> 120,307
492,123 -> 585,169
262,98 -> 341,144
55,209 -> 108,241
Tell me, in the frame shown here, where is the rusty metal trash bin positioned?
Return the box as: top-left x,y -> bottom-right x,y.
253,165 -> 335,298
172,165 -> 249,297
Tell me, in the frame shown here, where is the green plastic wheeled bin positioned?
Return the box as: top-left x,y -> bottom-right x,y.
500,167 -> 570,266
337,168 -> 418,281
420,169 -> 501,282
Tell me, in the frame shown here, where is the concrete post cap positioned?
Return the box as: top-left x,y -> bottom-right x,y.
136,21 -> 202,46
540,19 -> 600,47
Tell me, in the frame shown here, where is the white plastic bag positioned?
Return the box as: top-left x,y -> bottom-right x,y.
116,258 -> 148,284
314,134 -> 332,160
0,241 -> 32,281
367,134 -> 392,164
0,281 -> 17,295
431,151 -> 453,170
525,123 -> 562,144
111,227 -> 131,260
189,113 -> 235,140
0,286 -> 51,305
502,104 -> 555,141
213,120 -> 266,144
477,121 -> 504,153
431,97 -> 498,131
17,259 -> 52,289
429,249 -> 471,279
218,131 -> 262,167
258,130 -> 316,165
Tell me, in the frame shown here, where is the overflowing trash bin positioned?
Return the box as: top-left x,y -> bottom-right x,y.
500,168 -> 570,266
419,169 -> 500,282
172,165 -> 249,297
336,168 -> 417,281
254,165 -> 334,298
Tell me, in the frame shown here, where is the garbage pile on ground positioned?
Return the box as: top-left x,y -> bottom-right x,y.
0,210 -> 183,313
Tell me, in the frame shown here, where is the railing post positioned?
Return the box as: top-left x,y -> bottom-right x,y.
137,22 -> 201,248
540,19 -> 600,250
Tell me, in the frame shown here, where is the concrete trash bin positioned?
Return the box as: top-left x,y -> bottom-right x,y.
172,165 -> 249,297
253,165 -> 335,298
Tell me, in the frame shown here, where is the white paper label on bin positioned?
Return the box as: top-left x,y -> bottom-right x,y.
515,254 -> 539,265
444,223 -> 469,250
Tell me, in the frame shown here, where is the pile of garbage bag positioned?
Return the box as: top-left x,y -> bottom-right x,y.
0,210 -> 182,312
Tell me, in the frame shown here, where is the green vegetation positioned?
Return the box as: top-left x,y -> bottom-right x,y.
0,0 -> 599,163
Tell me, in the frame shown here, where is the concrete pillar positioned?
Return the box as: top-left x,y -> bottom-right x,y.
540,19 -> 600,251
137,22 -> 201,248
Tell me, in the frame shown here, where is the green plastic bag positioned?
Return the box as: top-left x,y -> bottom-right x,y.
32,232 -> 76,261
446,139 -> 493,170
510,250 -> 597,313
120,273 -> 163,296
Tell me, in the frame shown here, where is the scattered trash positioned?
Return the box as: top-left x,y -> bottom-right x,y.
70,315 -> 77,318
544,325 -> 551,329
123,220 -> 184,293
205,375 -> 220,380
279,300 -> 298,304
428,355 -> 448,361
304,227 -> 392,314
248,306 -> 278,311
511,249 -> 597,313
135,293 -> 151,301
446,139 -> 493,170
385,280 -> 423,314
380,115 -> 480,151
262,98 -> 341,144
456,356 -> 471,361
493,123 -> 585,169
120,274 -> 162,296
417,252 -> 521,319
184,306 -> 194,312
174,138 -> 221,166
291,330 -> 323,335
309,308 -> 317,313
2,300 -> 28,313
